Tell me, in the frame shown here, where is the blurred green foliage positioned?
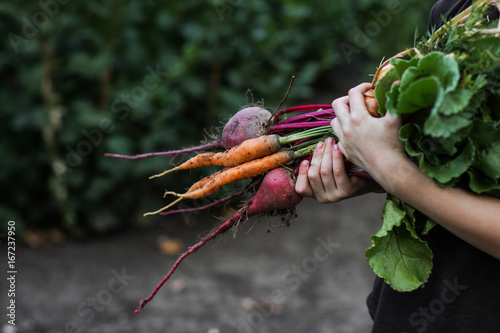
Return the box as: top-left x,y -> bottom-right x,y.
0,0 -> 434,237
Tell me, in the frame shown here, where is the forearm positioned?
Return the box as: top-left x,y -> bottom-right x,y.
331,82 -> 500,259
374,157 -> 500,260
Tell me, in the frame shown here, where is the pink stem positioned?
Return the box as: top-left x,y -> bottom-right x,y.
274,104 -> 331,124
135,210 -> 244,313
291,138 -> 313,146
159,189 -> 247,216
278,109 -> 335,124
293,156 -> 312,177
105,140 -> 222,160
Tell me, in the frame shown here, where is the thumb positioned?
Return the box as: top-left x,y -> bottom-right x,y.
383,109 -> 402,128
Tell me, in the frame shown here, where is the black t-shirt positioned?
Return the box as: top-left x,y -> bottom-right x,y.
367,228 -> 500,332
367,1 -> 500,332
428,0 -> 499,31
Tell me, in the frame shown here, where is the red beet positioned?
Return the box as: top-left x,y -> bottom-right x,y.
244,167 -> 303,213
221,107 -> 272,149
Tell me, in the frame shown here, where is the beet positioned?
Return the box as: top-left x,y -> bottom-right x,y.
221,107 -> 272,149
245,167 -> 303,213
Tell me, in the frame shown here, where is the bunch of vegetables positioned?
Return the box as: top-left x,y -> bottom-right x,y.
106,0 -> 500,311
107,102 -> 370,312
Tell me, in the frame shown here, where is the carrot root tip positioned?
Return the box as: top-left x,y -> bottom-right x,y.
143,197 -> 184,216
163,191 -> 182,198
149,169 -> 175,179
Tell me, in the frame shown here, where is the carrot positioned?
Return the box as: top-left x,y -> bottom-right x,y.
145,169 -> 229,216
144,150 -> 296,216
167,150 -> 295,200
185,169 -> 225,193
145,141 -> 317,216
149,134 -> 282,179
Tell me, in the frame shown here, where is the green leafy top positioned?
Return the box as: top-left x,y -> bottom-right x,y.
366,1 -> 500,292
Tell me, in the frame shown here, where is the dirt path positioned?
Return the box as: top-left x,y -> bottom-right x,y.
5,193 -> 385,333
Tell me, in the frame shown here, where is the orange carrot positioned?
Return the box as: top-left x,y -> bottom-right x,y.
149,135 -> 282,179
144,143 -> 315,216
167,150 -> 295,200
144,150 -> 295,216
144,169 -> 228,216
180,169 -> 225,194
145,170 -> 224,215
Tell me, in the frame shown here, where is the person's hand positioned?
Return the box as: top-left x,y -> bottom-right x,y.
295,137 -> 383,203
330,82 -> 406,185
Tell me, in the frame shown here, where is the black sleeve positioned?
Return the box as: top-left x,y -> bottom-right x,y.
428,0 -> 499,32
367,227 -> 500,333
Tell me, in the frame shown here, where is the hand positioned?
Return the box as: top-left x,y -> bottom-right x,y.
295,137 -> 383,203
330,82 -> 405,185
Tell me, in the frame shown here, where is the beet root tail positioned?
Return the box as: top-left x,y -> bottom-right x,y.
135,210 -> 244,313
104,139 -> 222,160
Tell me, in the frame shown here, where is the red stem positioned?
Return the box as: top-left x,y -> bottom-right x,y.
274,104 -> 331,124
278,108 -> 335,125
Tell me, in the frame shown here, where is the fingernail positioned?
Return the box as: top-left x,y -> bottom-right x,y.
333,144 -> 339,151
325,137 -> 333,145
301,160 -> 309,168
316,142 -> 324,149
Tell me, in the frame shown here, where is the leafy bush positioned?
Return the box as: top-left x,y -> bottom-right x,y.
0,0 -> 433,236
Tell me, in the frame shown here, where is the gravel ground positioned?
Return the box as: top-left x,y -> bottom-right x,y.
2,193 -> 386,333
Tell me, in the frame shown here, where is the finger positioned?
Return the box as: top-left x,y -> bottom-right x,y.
331,141 -> 350,196
348,82 -> 374,118
348,82 -> 374,95
307,141 -> 326,194
331,95 -> 349,109
295,160 -> 314,197
319,138 -> 335,191
332,96 -> 351,134
383,109 -> 402,127
332,95 -> 350,118
336,140 -> 347,158
331,118 -> 344,143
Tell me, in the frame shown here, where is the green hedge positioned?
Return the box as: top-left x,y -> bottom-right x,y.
0,0 -> 434,236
